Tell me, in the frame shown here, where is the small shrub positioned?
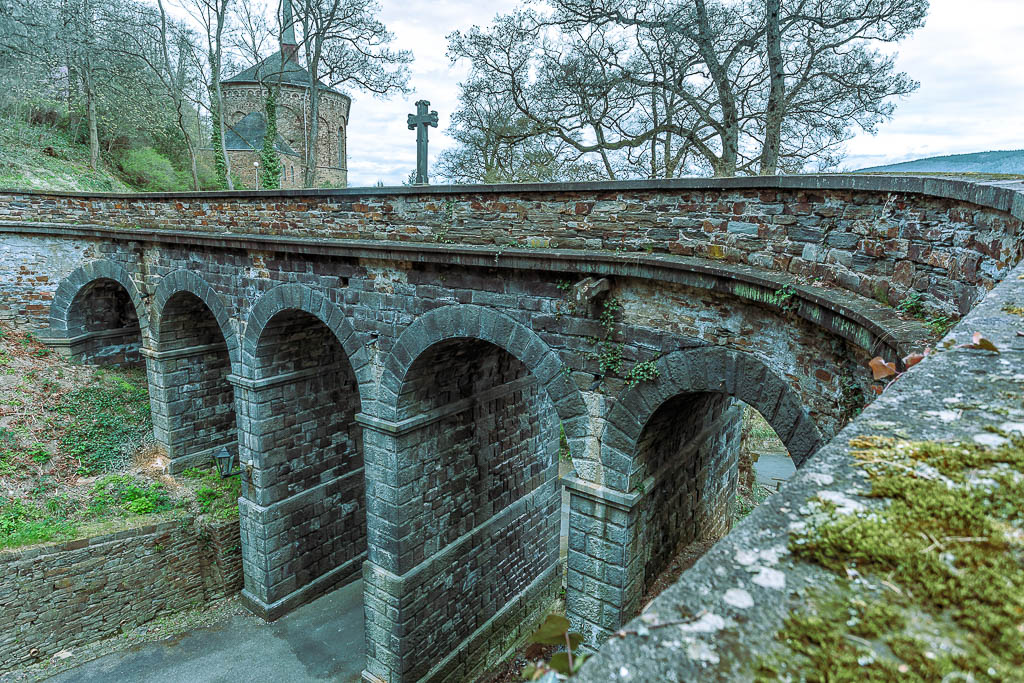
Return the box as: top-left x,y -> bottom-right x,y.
118,147 -> 183,192
895,291 -> 925,317
182,467 -> 241,519
89,474 -> 172,516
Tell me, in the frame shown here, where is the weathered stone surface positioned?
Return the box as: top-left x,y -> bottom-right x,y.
576,260 -> 1024,681
0,518 -> 241,672
1,175 -> 1022,681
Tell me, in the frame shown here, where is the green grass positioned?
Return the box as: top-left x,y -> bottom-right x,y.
0,497 -> 79,548
181,468 -> 241,520
57,368 -> 153,474
0,474 -> 179,549
0,115 -> 131,192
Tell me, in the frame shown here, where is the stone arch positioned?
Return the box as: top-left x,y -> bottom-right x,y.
602,346 -> 825,492
147,271 -> 240,471
151,270 -> 239,372
364,303 -> 579,681
236,283 -> 369,619
49,259 -> 148,337
47,260 -> 148,366
569,347 -> 826,637
240,282 -> 370,391
377,303 -> 590,470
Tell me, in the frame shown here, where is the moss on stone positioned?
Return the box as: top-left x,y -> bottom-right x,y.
755,436 -> 1024,681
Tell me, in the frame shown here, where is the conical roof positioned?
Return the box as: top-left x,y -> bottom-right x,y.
224,51 -> 342,95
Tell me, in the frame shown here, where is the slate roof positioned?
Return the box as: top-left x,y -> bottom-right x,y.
223,112 -> 298,156
224,51 -> 341,95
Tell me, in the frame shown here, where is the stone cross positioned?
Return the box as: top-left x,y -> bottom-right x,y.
407,100 -> 438,185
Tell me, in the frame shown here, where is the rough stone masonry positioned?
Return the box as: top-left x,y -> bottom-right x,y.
0,175 -> 1022,681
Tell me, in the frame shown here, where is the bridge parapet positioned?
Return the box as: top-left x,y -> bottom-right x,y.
2,175 -> 1023,321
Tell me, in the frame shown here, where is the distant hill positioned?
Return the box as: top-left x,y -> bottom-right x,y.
0,117 -> 132,193
857,149 -> 1024,175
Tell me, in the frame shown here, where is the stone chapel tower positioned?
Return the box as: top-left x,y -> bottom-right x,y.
221,0 -> 350,188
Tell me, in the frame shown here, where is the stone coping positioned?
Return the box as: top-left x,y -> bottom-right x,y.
1,175 -> 1023,220
0,515 -> 234,563
39,326 -> 139,348
576,255 -> 1024,679
0,221 -> 929,357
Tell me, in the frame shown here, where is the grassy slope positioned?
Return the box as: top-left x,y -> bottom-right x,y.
0,117 -> 132,193
0,324 -> 238,549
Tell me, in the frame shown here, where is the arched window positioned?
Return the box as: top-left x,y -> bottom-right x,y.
338,127 -> 344,168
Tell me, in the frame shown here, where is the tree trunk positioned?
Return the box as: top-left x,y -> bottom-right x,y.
83,69 -> 99,170
695,0 -> 738,177
215,81 -> 233,190
305,84 -> 320,188
760,0 -> 784,176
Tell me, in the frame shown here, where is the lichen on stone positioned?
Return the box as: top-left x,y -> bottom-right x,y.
755,436 -> 1024,681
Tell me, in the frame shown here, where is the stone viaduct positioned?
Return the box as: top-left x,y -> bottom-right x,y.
1,176 -> 1021,682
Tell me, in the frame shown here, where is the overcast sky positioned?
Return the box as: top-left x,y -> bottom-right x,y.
343,0 -> 1024,186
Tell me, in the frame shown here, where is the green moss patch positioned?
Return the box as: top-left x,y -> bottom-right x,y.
756,436 -> 1024,681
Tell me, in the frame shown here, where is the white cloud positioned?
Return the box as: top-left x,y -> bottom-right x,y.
338,0 -> 1024,184
843,0 -> 1024,169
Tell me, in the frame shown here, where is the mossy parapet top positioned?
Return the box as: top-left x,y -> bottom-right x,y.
577,253 -> 1024,679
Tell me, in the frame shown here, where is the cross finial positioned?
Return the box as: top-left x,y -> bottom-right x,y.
407,100 -> 439,185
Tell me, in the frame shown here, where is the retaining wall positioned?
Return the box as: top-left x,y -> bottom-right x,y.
0,517 -> 242,671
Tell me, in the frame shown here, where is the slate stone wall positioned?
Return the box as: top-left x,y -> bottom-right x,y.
2,176 -> 1021,318
2,176 -> 1021,680
147,291 -> 236,466
360,339 -> 562,682
636,393 -> 740,590
238,310 -> 365,615
0,518 -> 242,672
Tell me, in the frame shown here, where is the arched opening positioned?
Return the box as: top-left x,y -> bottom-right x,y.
630,393 -> 793,608
365,337 -> 561,681
337,126 -> 343,167
240,309 -> 365,614
152,291 -> 235,470
65,277 -> 142,367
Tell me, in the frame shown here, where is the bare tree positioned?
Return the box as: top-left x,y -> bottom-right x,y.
183,0 -> 234,189
230,0 -> 274,68
756,0 -> 926,174
437,79 -> 602,184
57,0 -> 106,168
450,0 -> 928,178
290,0 -> 411,187
108,0 -> 204,188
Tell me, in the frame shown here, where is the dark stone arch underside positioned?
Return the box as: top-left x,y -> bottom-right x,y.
149,291 -> 236,471
64,278 -> 143,366
362,338 -> 562,683
631,392 -> 743,601
238,309 -> 366,619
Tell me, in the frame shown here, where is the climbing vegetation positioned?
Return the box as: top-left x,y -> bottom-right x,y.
259,87 -> 283,190
522,615 -> 589,679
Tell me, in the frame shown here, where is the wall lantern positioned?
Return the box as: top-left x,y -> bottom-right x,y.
215,446 -> 245,479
